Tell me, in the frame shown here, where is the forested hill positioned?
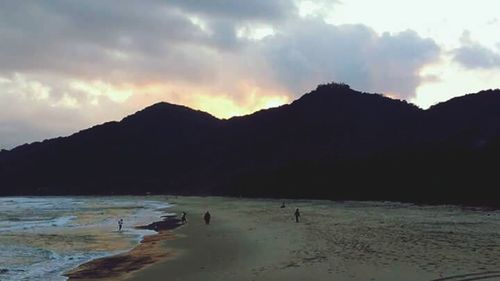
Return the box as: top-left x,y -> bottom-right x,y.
1,83 -> 499,207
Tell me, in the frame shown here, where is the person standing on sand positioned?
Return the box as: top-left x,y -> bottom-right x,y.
204,211 -> 211,225
181,212 -> 187,224
294,208 -> 300,223
118,219 -> 123,231
280,201 -> 286,208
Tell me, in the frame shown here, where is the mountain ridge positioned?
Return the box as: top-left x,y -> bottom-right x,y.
1,83 -> 499,207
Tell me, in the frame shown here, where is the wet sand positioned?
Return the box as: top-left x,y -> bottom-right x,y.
65,217 -> 182,280
70,196 -> 500,281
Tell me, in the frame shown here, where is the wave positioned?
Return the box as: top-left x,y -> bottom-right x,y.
0,196 -> 171,281
0,215 -> 77,232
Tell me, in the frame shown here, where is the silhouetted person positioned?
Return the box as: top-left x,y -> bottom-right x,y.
118,218 -> 123,231
181,212 -> 187,224
204,211 -> 211,225
294,208 -> 300,223
280,201 -> 286,208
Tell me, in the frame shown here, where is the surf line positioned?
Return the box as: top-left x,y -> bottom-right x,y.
431,271 -> 500,281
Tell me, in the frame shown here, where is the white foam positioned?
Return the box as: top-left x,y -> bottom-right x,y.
0,215 -> 77,232
3,250 -> 112,281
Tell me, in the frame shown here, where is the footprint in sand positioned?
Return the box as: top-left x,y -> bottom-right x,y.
431,271 -> 500,281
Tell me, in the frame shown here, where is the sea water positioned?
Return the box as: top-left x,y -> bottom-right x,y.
0,196 -> 171,281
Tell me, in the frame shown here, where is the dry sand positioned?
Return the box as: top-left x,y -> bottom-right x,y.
121,197 -> 500,281
67,196 -> 500,281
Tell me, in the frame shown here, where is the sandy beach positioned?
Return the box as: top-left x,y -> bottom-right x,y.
68,196 -> 500,281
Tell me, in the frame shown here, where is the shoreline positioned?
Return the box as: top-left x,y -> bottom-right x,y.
65,215 -> 182,280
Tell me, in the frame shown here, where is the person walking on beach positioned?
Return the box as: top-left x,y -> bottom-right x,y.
118,219 -> 123,231
204,211 -> 211,225
281,201 -> 286,208
294,208 -> 300,223
181,212 -> 187,224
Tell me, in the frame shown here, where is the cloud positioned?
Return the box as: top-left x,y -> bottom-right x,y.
258,20 -> 440,99
452,31 -> 500,69
165,0 -> 296,22
0,1 -> 240,86
0,74 -> 132,149
0,0 -> 299,82
0,1 -> 442,149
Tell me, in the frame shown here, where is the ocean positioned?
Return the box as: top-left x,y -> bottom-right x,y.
0,196 -> 171,281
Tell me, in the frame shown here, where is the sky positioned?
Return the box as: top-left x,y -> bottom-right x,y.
1,0 -> 500,149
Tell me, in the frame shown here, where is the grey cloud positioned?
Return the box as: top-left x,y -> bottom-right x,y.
165,0 -> 296,22
0,1 -> 219,83
0,1 -> 441,93
453,30 -> 500,69
258,20 -> 440,99
453,45 -> 500,69
0,0 -> 299,83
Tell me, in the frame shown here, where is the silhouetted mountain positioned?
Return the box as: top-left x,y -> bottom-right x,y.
1,83 -> 499,207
